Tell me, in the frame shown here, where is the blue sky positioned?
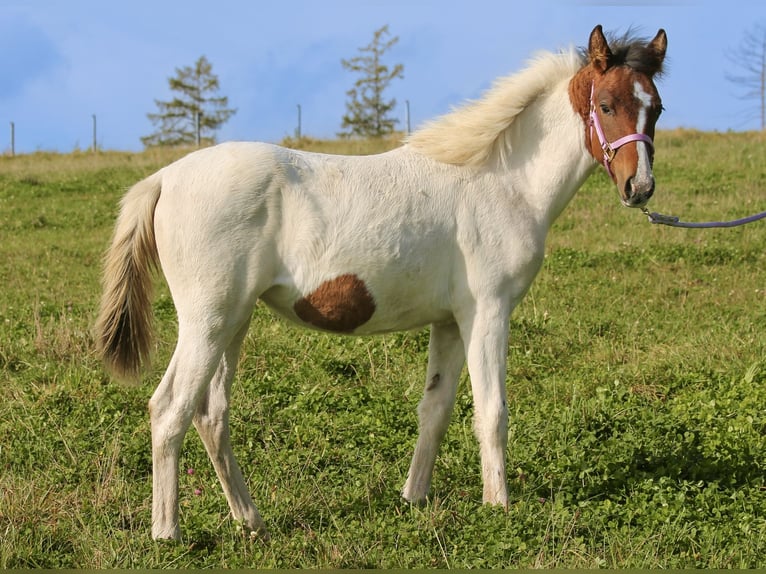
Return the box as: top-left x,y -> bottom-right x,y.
2,0 -> 765,153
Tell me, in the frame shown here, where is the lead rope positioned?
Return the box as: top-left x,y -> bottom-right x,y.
641,207 -> 766,228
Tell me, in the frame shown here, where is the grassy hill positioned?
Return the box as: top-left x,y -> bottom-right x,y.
1,130 -> 765,568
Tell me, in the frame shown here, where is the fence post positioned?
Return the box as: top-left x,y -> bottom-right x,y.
296,104 -> 302,139
9,121 -> 14,156
405,100 -> 411,135
92,114 -> 97,152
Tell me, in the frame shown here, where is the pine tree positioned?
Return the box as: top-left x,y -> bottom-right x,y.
340,25 -> 404,138
142,56 -> 236,147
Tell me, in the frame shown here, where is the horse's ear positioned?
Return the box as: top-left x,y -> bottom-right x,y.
588,25 -> 613,73
647,28 -> 667,76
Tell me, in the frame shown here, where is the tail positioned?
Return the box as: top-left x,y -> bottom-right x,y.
94,172 -> 163,383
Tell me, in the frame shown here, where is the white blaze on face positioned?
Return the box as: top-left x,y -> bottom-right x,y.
633,81 -> 654,187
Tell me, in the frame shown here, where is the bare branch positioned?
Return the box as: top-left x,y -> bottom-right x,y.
725,21 -> 766,130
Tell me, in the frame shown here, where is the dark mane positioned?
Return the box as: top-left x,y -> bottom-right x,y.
581,28 -> 667,77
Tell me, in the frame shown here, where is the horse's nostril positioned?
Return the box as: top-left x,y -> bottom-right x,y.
625,177 -> 634,197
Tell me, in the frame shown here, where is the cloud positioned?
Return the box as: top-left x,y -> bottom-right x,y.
0,13 -> 64,100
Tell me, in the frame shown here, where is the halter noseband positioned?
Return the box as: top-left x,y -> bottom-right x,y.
588,81 -> 654,179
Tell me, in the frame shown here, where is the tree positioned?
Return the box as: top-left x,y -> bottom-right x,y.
726,21 -> 766,130
340,25 -> 404,138
142,56 -> 236,147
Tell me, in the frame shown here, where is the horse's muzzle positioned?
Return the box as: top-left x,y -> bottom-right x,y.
623,175 -> 655,208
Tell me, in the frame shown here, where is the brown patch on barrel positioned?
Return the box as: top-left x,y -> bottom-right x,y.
293,273 -> 375,333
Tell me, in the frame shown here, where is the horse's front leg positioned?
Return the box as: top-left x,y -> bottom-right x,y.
459,300 -> 511,507
402,322 -> 465,503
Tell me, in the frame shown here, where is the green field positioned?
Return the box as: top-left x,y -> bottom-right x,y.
1,130 -> 765,568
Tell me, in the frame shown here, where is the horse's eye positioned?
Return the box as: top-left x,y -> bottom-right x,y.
600,104 -> 612,115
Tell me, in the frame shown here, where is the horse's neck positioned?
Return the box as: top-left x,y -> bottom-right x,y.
499,79 -> 597,226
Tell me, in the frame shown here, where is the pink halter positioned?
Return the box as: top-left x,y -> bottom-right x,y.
588,81 -> 654,179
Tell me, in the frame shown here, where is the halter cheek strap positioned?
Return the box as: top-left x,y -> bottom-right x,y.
588,81 -> 654,179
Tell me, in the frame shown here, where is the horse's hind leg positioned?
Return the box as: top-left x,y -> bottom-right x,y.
149,324 -> 229,540
402,322 -> 465,503
192,318 -> 269,540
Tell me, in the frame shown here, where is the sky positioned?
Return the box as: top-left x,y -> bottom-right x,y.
2,0 -> 765,154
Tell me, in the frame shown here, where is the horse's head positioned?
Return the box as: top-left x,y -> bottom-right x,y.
571,25 -> 667,208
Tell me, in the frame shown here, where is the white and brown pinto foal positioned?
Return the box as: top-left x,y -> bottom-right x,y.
95,25 -> 666,540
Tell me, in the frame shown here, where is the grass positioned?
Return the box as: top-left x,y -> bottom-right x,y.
1,130 -> 765,567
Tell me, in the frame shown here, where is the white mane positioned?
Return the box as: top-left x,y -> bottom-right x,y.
407,48 -> 585,167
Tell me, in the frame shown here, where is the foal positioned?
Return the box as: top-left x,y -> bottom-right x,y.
96,25 -> 666,540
